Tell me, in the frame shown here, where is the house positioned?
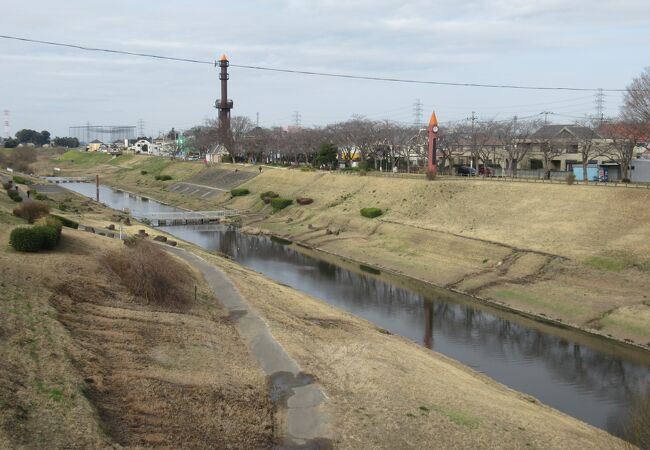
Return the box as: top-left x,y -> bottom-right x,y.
525,124 -> 611,172
205,145 -> 230,164
130,139 -> 160,155
87,139 -> 104,152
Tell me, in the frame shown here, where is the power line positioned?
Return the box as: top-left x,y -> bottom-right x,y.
0,34 -> 641,93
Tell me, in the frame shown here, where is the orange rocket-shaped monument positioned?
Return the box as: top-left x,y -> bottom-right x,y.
426,111 -> 439,176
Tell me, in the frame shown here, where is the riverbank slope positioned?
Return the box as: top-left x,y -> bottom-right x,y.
34,152 -> 650,347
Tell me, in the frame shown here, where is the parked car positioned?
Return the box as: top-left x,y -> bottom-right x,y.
478,166 -> 492,176
457,166 -> 477,176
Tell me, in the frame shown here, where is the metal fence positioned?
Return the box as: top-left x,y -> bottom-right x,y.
329,169 -> 650,188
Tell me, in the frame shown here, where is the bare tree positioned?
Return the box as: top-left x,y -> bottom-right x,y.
574,120 -> 606,183
495,118 -> 542,177
601,120 -> 650,180
468,121 -> 496,176
622,67 -> 650,123
537,138 -> 566,179
228,116 -> 255,161
437,126 -> 466,174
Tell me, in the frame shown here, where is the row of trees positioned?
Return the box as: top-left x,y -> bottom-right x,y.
181,68 -> 649,181
3,129 -> 80,149
184,112 -> 647,181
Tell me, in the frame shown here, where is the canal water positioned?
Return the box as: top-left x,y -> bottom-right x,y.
60,181 -> 650,440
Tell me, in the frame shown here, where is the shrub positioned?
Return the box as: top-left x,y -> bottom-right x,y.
8,190 -> 22,202
622,177 -> 631,183
140,170 -> 148,175
9,227 -> 44,252
360,207 -> 383,218
50,214 -> 79,229
296,197 -> 313,205
231,188 -> 250,197
154,174 -> 173,181
102,240 -> 192,310
2,182 -> 12,190
13,201 -> 50,223
260,191 -> 279,203
12,175 -> 27,185
260,191 -> 279,200
222,155 -> 233,163
426,169 -> 436,180
566,173 -> 576,185
8,217 -> 62,252
270,197 -> 293,210
34,193 -> 48,201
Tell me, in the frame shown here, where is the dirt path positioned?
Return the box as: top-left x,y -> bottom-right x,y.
164,245 -> 333,448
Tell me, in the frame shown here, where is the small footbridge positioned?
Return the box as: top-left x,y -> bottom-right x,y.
143,210 -> 243,227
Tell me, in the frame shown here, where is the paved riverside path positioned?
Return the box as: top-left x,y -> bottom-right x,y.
163,246 -> 332,449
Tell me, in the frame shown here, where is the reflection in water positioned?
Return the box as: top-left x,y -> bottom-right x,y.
161,225 -> 650,439
59,182 -> 650,440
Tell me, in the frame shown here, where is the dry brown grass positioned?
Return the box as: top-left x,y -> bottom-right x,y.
12,201 -> 50,223
0,224 -> 274,449
102,240 -> 193,310
623,394 -> 650,449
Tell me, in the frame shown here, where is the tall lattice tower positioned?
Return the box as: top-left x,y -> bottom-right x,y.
594,88 -> 605,124
3,110 -> 9,139
413,99 -> 423,127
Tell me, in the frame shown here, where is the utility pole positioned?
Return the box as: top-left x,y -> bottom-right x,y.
413,98 -> 423,127
468,111 -> 477,169
256,112 -> 259,127
594,88 -> 605,124
293,111 -> 302,127
541,111 -> 552,125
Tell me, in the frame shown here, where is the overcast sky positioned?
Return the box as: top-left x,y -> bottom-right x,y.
1,0 -> 648,137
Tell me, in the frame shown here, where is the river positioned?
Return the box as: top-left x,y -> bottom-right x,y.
58,181 -> 650,440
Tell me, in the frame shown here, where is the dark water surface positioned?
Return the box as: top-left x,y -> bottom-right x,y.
61,181 -> 650,439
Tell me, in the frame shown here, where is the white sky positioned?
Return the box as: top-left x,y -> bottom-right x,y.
1,0 -> 648,137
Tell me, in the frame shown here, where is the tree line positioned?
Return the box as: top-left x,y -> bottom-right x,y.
184,68 -> 649,180
3,129 -> 79,149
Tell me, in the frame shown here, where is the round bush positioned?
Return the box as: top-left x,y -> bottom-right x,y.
360,207 -> 383,218
270,198 -> 293,210
9,227 -> 44,252
231,188 -> 250,197
34,225 -> 59,250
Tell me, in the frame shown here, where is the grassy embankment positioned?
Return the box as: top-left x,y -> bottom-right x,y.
2,161 -> 636,448
228,169 -> 650,347
0,181 -> 274,448
34,152 -> 650,346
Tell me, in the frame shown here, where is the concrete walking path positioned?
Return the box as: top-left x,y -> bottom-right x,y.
163,246 -> 332,449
